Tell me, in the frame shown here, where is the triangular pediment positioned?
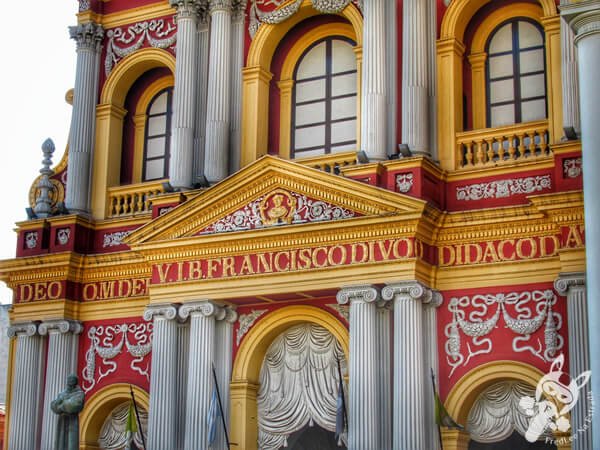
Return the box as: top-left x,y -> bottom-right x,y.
127,156 -> 427,244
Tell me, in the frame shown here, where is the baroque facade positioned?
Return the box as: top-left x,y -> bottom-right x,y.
0,0 -> 599,449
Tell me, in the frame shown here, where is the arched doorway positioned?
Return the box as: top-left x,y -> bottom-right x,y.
257,323 -> 347,450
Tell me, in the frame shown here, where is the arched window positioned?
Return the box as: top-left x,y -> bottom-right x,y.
143,87 -> 173,181
291,37 -> 357,158
486,19 -> 546,127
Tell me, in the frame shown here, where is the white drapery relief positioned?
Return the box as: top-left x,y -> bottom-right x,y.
98,401 -> 148,449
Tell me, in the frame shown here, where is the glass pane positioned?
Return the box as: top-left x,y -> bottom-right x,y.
521,99 -> 546,122
295,102 -> 326,126
332,40 -> 356,74
294,148 -> 325,158
331,96 -> 357,120
145,158 -> 165,180
295,79 -> 326,103
147,115 -> 167,136
520,74 -> 545,99
149,91 -> 168,114
490,104 -> 515,127
295,124 -> 326,149
489,23 -> 513,54
520,48 -> 544,74
331,119 -> 356,144
331,142 -> 356,152
146,137 -> 166,158
332,72 -> 357,96
490,78 -> 514,103
297,42 -> 326,79
518,21 -> 543,48
488,54 -> 514,79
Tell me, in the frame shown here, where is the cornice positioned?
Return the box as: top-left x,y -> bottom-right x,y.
100,3 -> 176,29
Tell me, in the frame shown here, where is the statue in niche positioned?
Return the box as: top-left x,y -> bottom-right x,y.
51,374 -> 85,450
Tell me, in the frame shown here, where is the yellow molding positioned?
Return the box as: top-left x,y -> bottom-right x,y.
339,162 -> 384,178
445,156 -> 555,181
101,3 -> 175,29
77,297 -> 148,321
10,299 -> 80,322
551,140 -> 581,155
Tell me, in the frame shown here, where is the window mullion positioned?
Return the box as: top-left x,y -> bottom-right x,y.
512,22 -> 522,124
325,39 -> 332,154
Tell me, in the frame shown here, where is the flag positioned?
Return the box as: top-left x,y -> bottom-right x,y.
207,386 -> 221,445
125,401 -> 140,450
434,385 -> 463,430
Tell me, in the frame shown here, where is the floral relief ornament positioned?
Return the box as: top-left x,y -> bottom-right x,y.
456,175 -> 552,201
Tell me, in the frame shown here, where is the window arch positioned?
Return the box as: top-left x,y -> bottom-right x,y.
485,18 -> 547,128
290,36 -> 358,158
142,87 -> 173,181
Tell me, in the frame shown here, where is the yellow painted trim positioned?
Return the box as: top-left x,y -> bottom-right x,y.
80,383 -> 149,448
278,23 -> 358,160
542,15 -> 564,144
101,3 -> 175,29
230,305 -> 349,450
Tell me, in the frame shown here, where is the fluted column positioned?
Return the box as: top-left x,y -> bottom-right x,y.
402,0 -> 430,154
561,4 -> 600,446
336,286 -> 380,449
7,322 -> 45,450
560,0 -> 581,134
361,0 -> 387,160
193,10 -> 210,182
377,300 -> 392,449
169,0 -> 199,190
144,304 -> 179,450
180,301 -> 221,450
555,273 -> 590,450
229,1 -> 246,173
214,307 -> 237,450
427,0 -> 438,159
382,281 -> 433,450
385,0 -> 397,157
176,320 -> 190,450
39,320 -> 83,450
66,22 -> 103,213
205,0 -> 233,183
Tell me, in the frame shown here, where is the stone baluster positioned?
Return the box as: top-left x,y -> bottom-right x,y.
561,4 -> 600,446
382,281 -> 434,450
169,0 -> 200,190
555,273 -> 590,450
402,0 -> 430,154
7,322 -> 44,450
144,304 -> 179,450
180,301 -> 222,450
361,0 -> 387,160
39,320 -> 83,450
205,0 -> 233,183
336,286 -> 380,449
66,22 -> 103,214
377,299 -> 392,449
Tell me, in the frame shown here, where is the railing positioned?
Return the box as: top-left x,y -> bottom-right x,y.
295,151 -> 358,174
107,180 -> 166,218
456,120 -> 551,169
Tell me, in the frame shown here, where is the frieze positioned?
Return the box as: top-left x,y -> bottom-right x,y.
103,230 -> 132,248
456,175 -> 552,201
105,18 -> 177,76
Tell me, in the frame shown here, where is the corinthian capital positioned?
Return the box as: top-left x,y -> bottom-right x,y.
382,281 -> 438,304
69,22 -> 104,51
38,319 -> 83,336
232,0 -> 247,21
336,285 -> 379,305
170,0 -> 201,18
209,0 -> 233,14
179,300 -> 224,320
554,272 -> 586,295
143,303 -> 179,321
7,322 -> 38,339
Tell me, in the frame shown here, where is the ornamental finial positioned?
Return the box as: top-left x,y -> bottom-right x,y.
33,138 -> 56,218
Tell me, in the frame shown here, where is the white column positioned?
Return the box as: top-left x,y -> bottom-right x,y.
66,22 -> 103,213
179,301 -> 221,450
555,273 -> 590,450
385,0 -> 397,157
361,0 -> 387,160
7,322 -> 45,450
336,286 -> 380,449
176,320 -> 190,450
213,307 -> 237,450
422,292 -> 442,450
427,0 -> 438,159
205,0 -> 233,183
193,12 -> 210,182
402,0 -> 430,154
229,1 -> 246,174
377,300 -> 392,449
144,304 -> 179,450
38,320 -> 83,450
382,281 -> 432,450
169,0 -> 199,190
560,0 -> 581,134
562,4 -> 600,446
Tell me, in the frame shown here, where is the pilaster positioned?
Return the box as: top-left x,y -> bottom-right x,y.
7,322 -> 44,450
39,320 -> 83,450
144,304 -> 179,450
336,285 -> 380,449
423,291 -> 443,450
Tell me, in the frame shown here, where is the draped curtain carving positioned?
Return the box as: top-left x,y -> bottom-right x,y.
257,323 -> 347,450
98,401 -> 148,450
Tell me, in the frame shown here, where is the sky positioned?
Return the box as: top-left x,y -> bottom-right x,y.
0,2 -> 78,303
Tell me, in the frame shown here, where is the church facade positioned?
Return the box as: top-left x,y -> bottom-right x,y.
1,0 -> 599,449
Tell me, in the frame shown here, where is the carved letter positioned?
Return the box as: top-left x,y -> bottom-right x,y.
156,263 -> 173,283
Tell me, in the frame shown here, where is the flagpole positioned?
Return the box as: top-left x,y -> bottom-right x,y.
212,364 -> 231,450
130,384 -> 147,450
431,369 -> 444,450
336,357 -> 348,433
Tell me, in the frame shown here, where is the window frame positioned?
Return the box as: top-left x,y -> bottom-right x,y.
141,87 -> 173,182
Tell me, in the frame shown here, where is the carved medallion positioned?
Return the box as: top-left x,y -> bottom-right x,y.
259,189 -> 296,225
